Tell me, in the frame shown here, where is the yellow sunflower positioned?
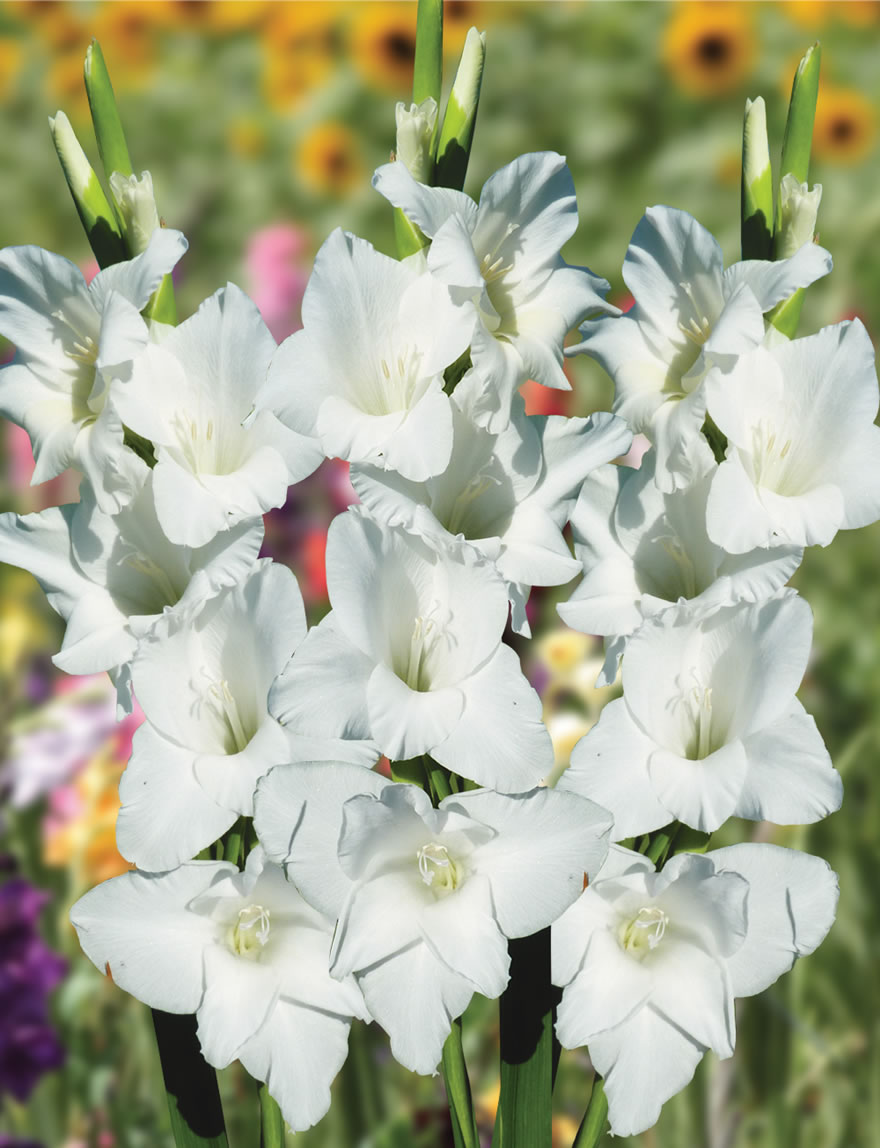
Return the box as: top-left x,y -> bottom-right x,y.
663,2 -> 754,97
262,3 -> 337,112
349,2 -> 417,94
813,85 -> 875,164
296,121 -> 364,197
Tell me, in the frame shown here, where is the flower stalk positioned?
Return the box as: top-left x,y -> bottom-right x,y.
151,1010 -> 229,1148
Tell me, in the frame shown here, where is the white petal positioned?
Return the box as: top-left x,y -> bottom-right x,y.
253,761 -> 388,918
737,711 -> 841,824
475,152 -> 580,287
447,786 -> 611,937
117,724 -> 237,870
331,869 -> 429,979
722,241 -> 832,312
197,945 -> 280,1066
589,1004 -> 705,1138
367,662 -> 464,760
238,999 -> 352,1132
648,936 -> 734,1057
89,228 -> 188,312
268,613 -> 375,742
356,939 -> 474,1075
555,928 -> 652,1047
372,161 -> 478,238
708,843 -> 839,998
70,863 -> 233,1013
431,645 -> 552,792
647,741 -> 749,833
559,700 -> 672,838
418,875 -> 510,997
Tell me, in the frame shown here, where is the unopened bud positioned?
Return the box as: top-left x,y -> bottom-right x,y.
110,170 -> 161,255
776,172 -> 822,259
395,97 -> 438,185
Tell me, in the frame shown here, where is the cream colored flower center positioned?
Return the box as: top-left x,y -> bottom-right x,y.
417,842 -> 461,895
229,904 -> 271,959
620,906 -> 668,958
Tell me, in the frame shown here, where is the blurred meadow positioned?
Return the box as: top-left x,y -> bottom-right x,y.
1,2 -> 879,1146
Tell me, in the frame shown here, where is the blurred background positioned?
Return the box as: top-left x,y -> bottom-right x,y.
0,2 -> 879,1146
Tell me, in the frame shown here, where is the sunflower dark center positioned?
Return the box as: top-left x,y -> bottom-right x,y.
383,31 -> 414,64
696,34 -> 731,66
829,116 -> 855,143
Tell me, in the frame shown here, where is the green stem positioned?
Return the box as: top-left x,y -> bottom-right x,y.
572,1076 -> 608,1148
494,928 -> 558,1148
441,1018 -> 480,1148
412,0 -> 443,110
222,816 -> 247,867
151,1011 -> 228,1148
84,39 -> 133,188
259,1083 -> 284,1148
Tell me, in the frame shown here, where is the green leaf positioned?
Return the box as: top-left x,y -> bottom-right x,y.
741,96 -> 773,261
494,929 -> 558,1148
49,110 -> 127,269
435,27 -> 486,191
441,1018 -> 480,1148
151,1010 -> 229,1148
84,39 -> 133,187
412,0 -> 442,110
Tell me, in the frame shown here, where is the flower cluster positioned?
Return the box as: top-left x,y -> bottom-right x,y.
550,199 -> 878,1132
0,60 -> 869,1141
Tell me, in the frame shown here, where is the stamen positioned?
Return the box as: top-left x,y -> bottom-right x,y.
417,843 -> 460,894
620,906 -> 668,957
230,904 -> 271,958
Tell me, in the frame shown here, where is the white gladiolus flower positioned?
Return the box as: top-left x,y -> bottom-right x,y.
112,283 -> 322,548
558,594 -> 841,835
558,450 -> 802,684
70,848 -> 370,1133
351,395 -> 631,634
0,228 -> 188,511
552,843 -> 839,1138
259,229 -> 473,482
116,561 -> 377,870
268,508 -> 554,791
373,152 -> 612,432
705,319 -> 880,552
0,473 -> 263,708
255,761 -> 612,1075
569,205 -> 832,491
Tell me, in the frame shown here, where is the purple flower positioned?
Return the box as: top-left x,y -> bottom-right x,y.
0,879 -> 66,1101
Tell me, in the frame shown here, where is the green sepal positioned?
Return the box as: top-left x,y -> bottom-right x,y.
84,39 -> 133,191
741,96 -> 773,261
767,287 -> 805,339
49,110 -> 126,269
435,27 -> 486,192
143,271 -> 179,326
394,206 -> 429,259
